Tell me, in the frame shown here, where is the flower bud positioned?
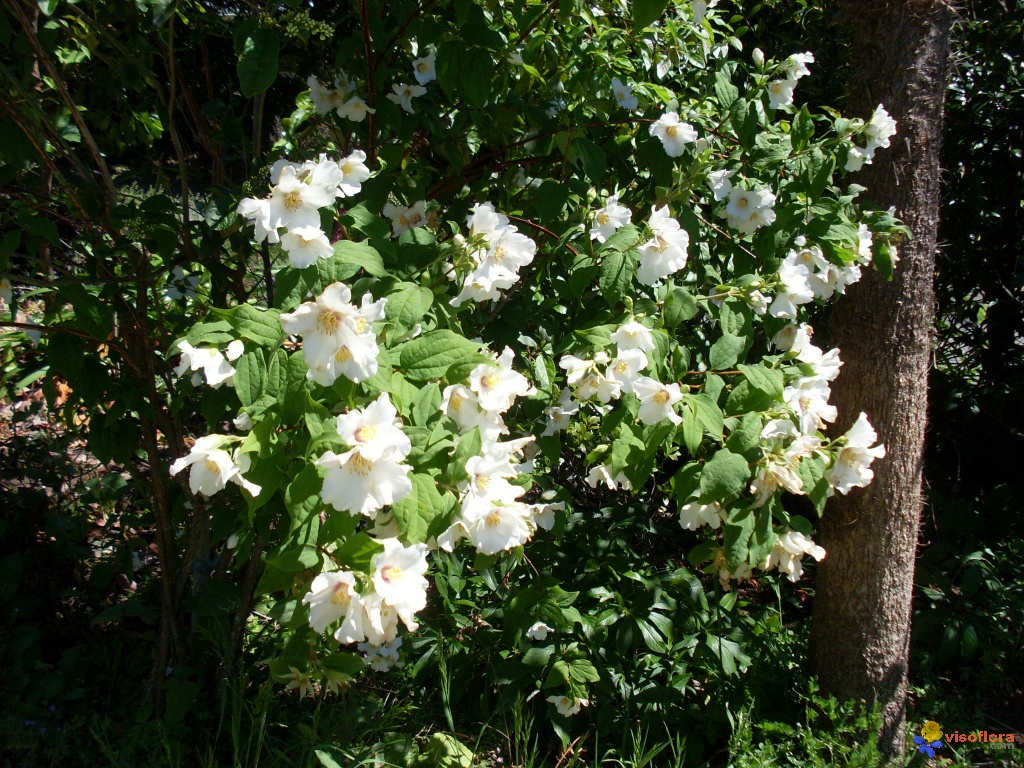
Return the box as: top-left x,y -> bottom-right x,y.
752,48 -> 765,67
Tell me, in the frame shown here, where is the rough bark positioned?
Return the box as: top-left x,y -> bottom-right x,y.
809,0 -> 954,758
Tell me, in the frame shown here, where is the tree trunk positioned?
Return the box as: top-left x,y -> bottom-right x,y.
809,0 -> 954,758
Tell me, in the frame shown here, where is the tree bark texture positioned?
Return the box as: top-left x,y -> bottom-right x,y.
809,0 -> 954,757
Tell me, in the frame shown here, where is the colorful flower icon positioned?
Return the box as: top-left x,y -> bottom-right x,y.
914,721 -> 944,757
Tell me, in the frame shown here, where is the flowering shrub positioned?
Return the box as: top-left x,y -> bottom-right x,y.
1,0 -> 903,744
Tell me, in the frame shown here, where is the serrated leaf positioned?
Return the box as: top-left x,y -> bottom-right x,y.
220,304 -> 284,348
709,333 -> 745,370
600,248 -> 636,306
285,464 -> 322,525
386,284 -> 433,335
399,330 -> 486,381
334,532 -> 383,573
392,473 -> 449,544
664,287 -> 698,328
737,363 -> 783,400
699,449 -> 750,501
234,349 -> 267,408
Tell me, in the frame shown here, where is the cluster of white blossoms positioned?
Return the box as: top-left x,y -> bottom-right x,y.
302,539 -> 429,647
720,185 -> 777,235
317,393 -> 413,519
359,637 -> 405,672
385,49 -> 436,114
448,202 -> 538,307
170,434 -> 261,498
846,104 -> 899,172
767,51 -> 815,110
438,348 -> 561,555
279,282 -> 386,385
383,200 -> 428,238
308,70 -> 374,122
768,233 -> 872,320
638,204 -> 691,284
174,339 -> 244,388
237,152 -> 370,268
649,111 -> 698,157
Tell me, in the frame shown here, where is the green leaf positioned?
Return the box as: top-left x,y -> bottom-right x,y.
691,393 -> 724,440
392,474 -> 450,544
572,138 -> 607,182
714,68 -> 740,109
709,333 -> 745,370
335,532 -> 383,573
664,287 -> 698,328
699,449 -> 750,501
324,240 -> 387,280
233,350 -> 265,408
599,224 -> 640,254
724,509 -> 755,570
599,248 -> 637,306
285,464 -> 322,525
447,427 -> 482,484
219,305 -> 284,348
399,330 -> 486,381
633,0 -> 669,29
725,412 -> 762,455
736,363 -> 783,400
386,284 -> 433,335
235,25 -> 279,98
567,658 -> 601,683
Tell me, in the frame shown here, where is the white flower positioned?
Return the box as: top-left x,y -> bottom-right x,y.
266,165 -> 335,233
586,463 -> 632,491
649,112 -> 698,157
679,501 -> 724,531
469,347 -> 535,415
784,377 -> 838,435
542,388 -> 580,436
387,82 -> 427,113
359,637 -> 405,672
411,52 -> 436,85
772,323 -> 814,356
844,145 -> 869,172
828,412 -> 886,495
864,104 -> 897,151
590,194 -> 632,242
856,224 -> 874,265
335,393 -> 411,462
303,570 -> 363,635
339,95 -> 375,122
279,282 -> 386,384
233,411 -> 254,431
547,695 -> 589,717
768,261 -> 815,318
611,78 -> 638,110
606,348 -> 648,395
768,78 -> 797,109
461,495 -> 534,555
633,376 -> 683,425
610,320 -> 656,354
173,341 -> 238,388
637,205 -> 689,285
752,48 -> 765,67
507,51 -> 524,66
707,169 -> 735,201
783,52 -> 815,80
371,539 -> 429,629
319,448 -> 412,518
722,187 -> 777,235
527,621 -> 553,641
441,384 -> 506,440
280,226 -> 333,269
169,435 -> 261,497
762,530 -> 826,582
382,200 -> 427,238
337,149 -> 372,196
